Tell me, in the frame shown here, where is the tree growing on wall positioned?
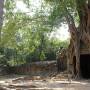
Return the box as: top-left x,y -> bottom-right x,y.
44,0 -> 90,78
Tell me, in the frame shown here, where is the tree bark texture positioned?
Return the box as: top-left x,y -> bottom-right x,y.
66,0 -> 90,78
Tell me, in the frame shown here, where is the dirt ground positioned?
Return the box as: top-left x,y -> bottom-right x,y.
0,74 -> 90,90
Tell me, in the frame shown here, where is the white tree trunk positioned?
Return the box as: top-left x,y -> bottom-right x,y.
0,0 -> 4,41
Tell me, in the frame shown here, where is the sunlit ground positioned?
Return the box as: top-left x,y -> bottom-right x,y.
0,75 -> 90,90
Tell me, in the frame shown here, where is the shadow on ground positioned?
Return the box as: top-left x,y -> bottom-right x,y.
0,74 -> 90,90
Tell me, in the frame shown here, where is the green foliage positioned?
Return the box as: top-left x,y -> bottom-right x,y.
45,0 -> 78,27
40,51 -> 46,61
0,0 -> 70,67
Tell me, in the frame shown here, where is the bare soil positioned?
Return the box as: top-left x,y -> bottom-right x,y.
0,73 -> 90,90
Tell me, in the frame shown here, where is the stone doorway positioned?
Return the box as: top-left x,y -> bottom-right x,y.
80,54 -> 90,78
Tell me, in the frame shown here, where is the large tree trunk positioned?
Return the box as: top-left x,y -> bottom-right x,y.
66,0 -> 90,79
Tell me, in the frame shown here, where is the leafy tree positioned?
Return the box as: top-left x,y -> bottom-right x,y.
44,0 -> 90,77
0,0 -> 70,67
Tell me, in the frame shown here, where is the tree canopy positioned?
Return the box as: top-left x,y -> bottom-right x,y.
0,0 -> 71,67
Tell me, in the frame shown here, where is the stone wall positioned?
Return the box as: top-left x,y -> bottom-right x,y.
9,61 -> 57,75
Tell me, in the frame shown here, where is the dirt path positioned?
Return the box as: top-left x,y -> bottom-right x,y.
0,75 -> 90,90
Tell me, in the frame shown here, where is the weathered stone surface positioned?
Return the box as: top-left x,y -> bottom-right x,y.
56,48 -> 67,72
8,61 -> 57,75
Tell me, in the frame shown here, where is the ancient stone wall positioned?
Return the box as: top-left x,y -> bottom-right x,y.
8,61 -> 57,75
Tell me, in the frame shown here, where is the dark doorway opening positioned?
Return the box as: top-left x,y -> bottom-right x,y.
80,54 -> 90,78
